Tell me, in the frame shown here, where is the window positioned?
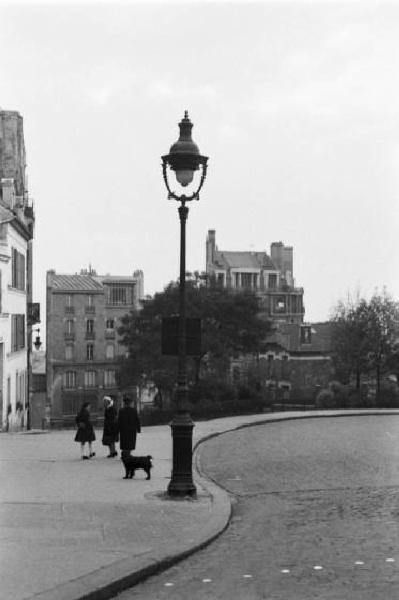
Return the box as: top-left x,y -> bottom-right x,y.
106,318 -> 115,329
64,371 -> 77,388
65,295 -> 74,314
87,294 -> 94,306
65,345 -> 74,360
84,370 -> 97,387
275,296 -> 286,313
11,248 -> 26,291
106,285 -> 132,306
268,274 -> 277,289
117,342 -> 126,357
11,314 -> 25,351
104,370 -> 116,387
86,319 -> 94,333
241,273 -> 252,288
106,344 -> 115,359
87,344 -> 94,360
301,326 -> 312,344
66,320 -> 74,334
217,273 -> 224,287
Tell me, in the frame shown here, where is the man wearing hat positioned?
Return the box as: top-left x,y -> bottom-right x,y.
117,395 -> 141,457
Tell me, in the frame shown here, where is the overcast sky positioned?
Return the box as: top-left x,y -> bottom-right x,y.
2,0 -> 399,325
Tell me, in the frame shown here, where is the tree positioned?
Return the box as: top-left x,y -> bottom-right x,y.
330,290 -> 399,391
330,297 -> 372,388
367,290 -> 399,392
117,274 -> 272,402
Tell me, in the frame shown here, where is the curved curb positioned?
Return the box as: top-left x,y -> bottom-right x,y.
31,446 -> 233,600
31,410 -> 399,600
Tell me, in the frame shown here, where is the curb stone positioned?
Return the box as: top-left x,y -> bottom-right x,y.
29,437 -> 233,600
22,410 -> 399,599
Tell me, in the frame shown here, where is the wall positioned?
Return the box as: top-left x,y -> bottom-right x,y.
0,221 -> 28,430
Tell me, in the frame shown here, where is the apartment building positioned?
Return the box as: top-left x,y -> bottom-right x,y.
0,110 -> 35,431
206,229 -> 304,323
46,268 -> 144,427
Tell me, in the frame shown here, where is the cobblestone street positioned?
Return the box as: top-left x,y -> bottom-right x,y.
116,415 -> 399,599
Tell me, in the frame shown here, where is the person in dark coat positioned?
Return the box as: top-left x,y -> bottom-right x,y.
117,395 -> 141,456
74,402 -> 96,460
101,396 -> 119,457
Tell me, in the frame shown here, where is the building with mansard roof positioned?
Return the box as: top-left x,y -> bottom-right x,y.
206,230 -> 335,403
46,267 -> 144,427
206,229 -> 304,324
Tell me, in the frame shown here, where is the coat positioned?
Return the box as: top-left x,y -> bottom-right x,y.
102,405 -> 119,446
117,406 -> 141,451
74,408 -> 96,443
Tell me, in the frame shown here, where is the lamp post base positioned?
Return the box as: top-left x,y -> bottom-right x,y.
168,411 -> 196,496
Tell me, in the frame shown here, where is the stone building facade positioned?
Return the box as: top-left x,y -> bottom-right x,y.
231,322 -> 333,404
206,230 -> 334,402
46,268 -> 144,427
206,229 -> 304,323
0,110 -> 35,431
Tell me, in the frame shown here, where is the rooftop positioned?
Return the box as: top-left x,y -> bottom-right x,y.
214,250 -> 276,270
47,271 -> 140,292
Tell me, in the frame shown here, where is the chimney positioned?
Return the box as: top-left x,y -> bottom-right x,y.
206,229 -> 216,269
271,242 -> 294,285
133,269 -> 145,301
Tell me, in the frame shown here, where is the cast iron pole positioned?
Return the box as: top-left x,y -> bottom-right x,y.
167,200 -> 196,496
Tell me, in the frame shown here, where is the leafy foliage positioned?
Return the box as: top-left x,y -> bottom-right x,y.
117,274 -> 272,399
330,289 -> 399,390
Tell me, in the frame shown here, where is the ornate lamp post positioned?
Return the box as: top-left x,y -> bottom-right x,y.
162,111 -> 208,496
33,327 -> 42,351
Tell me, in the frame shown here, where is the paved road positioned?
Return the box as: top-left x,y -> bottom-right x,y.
114,415 -> 399,599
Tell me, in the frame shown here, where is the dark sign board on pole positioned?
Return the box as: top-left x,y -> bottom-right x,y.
28,302 -> 40,325
162,316 -> 201,356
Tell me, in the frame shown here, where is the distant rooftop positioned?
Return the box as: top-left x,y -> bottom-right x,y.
48,273 -> 104,292
47,270 -> 141,292
215,250 -> 276,270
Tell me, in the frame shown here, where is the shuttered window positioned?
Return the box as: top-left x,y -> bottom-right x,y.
11,314 -> 25,351
11,248 -> 26,291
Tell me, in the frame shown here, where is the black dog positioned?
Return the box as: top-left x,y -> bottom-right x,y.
121,453 -> 153,480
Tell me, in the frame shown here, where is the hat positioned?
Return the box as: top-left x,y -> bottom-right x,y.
103,396 -> 113,406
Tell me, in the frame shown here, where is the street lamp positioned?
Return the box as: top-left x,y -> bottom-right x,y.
162,111 -> 208,496
33,327 -> 42,351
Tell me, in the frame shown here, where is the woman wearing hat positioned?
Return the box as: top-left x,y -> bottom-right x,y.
101,396 -> 119,457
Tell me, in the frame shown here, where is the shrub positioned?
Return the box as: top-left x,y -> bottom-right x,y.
315,389 -> 336,409
376,385 -> 399,408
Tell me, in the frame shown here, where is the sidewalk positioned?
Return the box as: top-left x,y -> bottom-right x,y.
1,409 -> 398,600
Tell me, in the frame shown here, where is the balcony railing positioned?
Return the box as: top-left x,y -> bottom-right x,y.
65,306 -> 75,314
85,306 -> 95,314
105,329 -> 115,339
85,332 -> 95,340
64,332 -> 75,341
